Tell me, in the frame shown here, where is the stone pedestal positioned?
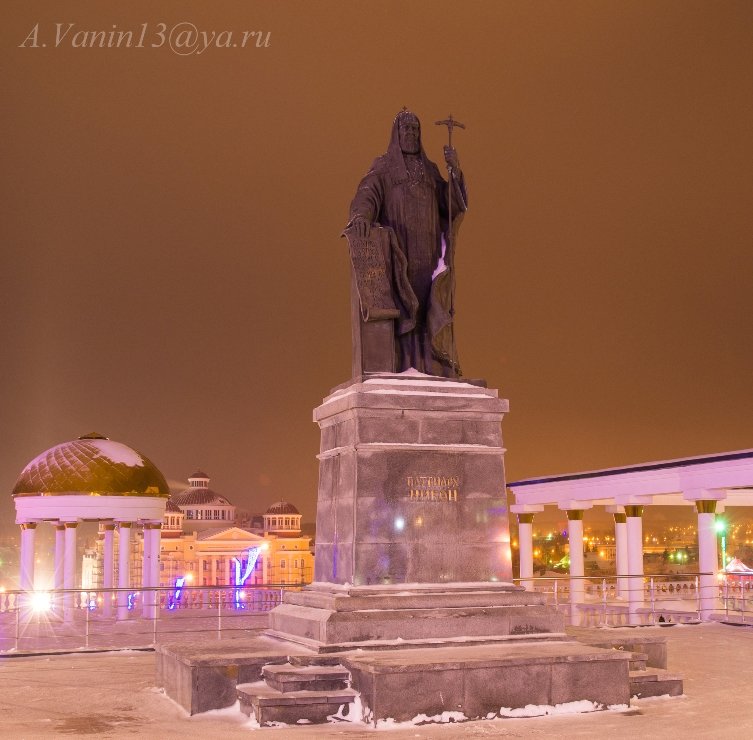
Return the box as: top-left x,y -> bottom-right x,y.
159,373 -> 680,723
312,372 -> 512,587
269,372 -> 532,647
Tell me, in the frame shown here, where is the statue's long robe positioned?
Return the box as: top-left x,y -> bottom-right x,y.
349,117 -> 468,376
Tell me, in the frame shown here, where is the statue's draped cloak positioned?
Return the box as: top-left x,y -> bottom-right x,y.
349,115 -> 468,375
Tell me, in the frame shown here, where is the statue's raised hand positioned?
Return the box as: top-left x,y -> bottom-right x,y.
444,145 -> 459,170
351,214 -> 371,239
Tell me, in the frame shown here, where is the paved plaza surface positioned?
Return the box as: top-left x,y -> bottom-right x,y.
0,623 -> 751,739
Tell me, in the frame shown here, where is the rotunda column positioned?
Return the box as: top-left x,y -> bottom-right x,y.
54,523 -> 65,592
141,524 -> 152,618
102,522 -> 115,617
142,523 -> 161,619
625,505 -> 645,625
117,522 -> 132,620
19,522 -> 37,592
63,521 -> 79,622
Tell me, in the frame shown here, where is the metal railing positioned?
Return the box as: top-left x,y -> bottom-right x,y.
0,584 -> 304,655
512,572 -> 733,626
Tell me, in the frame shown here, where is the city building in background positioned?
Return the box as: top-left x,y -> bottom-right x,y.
82,472 -> 313,590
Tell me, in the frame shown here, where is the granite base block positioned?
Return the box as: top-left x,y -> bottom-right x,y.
343,641 -> 632,723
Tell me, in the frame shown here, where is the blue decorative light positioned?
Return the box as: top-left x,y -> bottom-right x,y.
127,592 -> 136,610
232,547 -> 261,609
167,577 -> 186,610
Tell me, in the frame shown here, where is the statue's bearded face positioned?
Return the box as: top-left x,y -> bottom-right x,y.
398,116 -> 420,154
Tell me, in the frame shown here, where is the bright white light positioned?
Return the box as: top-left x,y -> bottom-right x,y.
394,517 -> 405,532
31,592 -> 52,612
185,573 -> 194,582
261,542 -> 269,551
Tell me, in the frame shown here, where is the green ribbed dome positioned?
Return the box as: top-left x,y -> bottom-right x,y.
12,433 -> 170,497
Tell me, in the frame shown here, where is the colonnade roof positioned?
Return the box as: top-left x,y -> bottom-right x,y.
509,449 -> 753,508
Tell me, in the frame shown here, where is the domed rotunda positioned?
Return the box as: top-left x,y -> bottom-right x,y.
264,501 -> 302,535
12,433 -> 170,619
170,471 -> 236,530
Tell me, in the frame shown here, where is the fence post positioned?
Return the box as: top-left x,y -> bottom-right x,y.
695,575 -> 700,620
217,591 -> 222,638
153,589 -> 159,645
553,579 -> 559,610
649,577 -> 656,624
14,606 -> 20,651
601,578 -> 607,625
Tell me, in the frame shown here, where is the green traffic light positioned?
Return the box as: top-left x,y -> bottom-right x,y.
715,519 -> 726,534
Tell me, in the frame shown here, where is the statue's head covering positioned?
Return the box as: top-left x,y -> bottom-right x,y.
389,108 -> 424,155
385,108 -> 432,185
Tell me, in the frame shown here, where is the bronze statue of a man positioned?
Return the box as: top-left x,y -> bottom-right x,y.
346,109 -> 468,377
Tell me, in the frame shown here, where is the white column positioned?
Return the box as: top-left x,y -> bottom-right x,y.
63,522 -> 78,622
696,501 -> 719,620
19,522 -> 37,592
117,523 -> 132,620
517,513 -> 535,590
625,506 -> 645,625
566,511 -> 585,625
103,524 -> 115,617
54,523 -> 65,592
142,525 -> 152,618
211,556 -> 217,586
613,512 -> 628,598
144,524 -> 161,619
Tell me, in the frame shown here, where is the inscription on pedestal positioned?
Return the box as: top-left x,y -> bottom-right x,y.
407,475 -> 460,502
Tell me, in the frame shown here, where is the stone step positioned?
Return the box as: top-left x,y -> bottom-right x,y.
289,654 -> 348,668
262,663 -> 351,693
237,681 -> 358,726
628,652 -> 648,671
629,669 -> 684,699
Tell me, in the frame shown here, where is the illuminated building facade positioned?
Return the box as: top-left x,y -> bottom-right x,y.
85,473 -> 313,589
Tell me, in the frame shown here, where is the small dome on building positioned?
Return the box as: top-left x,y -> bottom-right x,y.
173,488 -> 231,506
266,501 -> 300,516
165,498 -> 182,513
187,471 -> 210,489
12,434 -> 169,498
173,471 -> 231,507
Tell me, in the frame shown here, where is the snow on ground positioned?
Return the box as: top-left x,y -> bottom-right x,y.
0,623 -> 751,738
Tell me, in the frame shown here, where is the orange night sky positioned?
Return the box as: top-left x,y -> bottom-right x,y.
2,1 -> 752,532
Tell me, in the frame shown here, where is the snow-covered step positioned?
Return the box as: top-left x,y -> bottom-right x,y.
262,663 -> 350,693
629,669 -> 684,699
237,681 -> 357,726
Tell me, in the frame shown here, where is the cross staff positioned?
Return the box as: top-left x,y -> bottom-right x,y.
434,114 -> 466,149
434,114 -> 466,375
